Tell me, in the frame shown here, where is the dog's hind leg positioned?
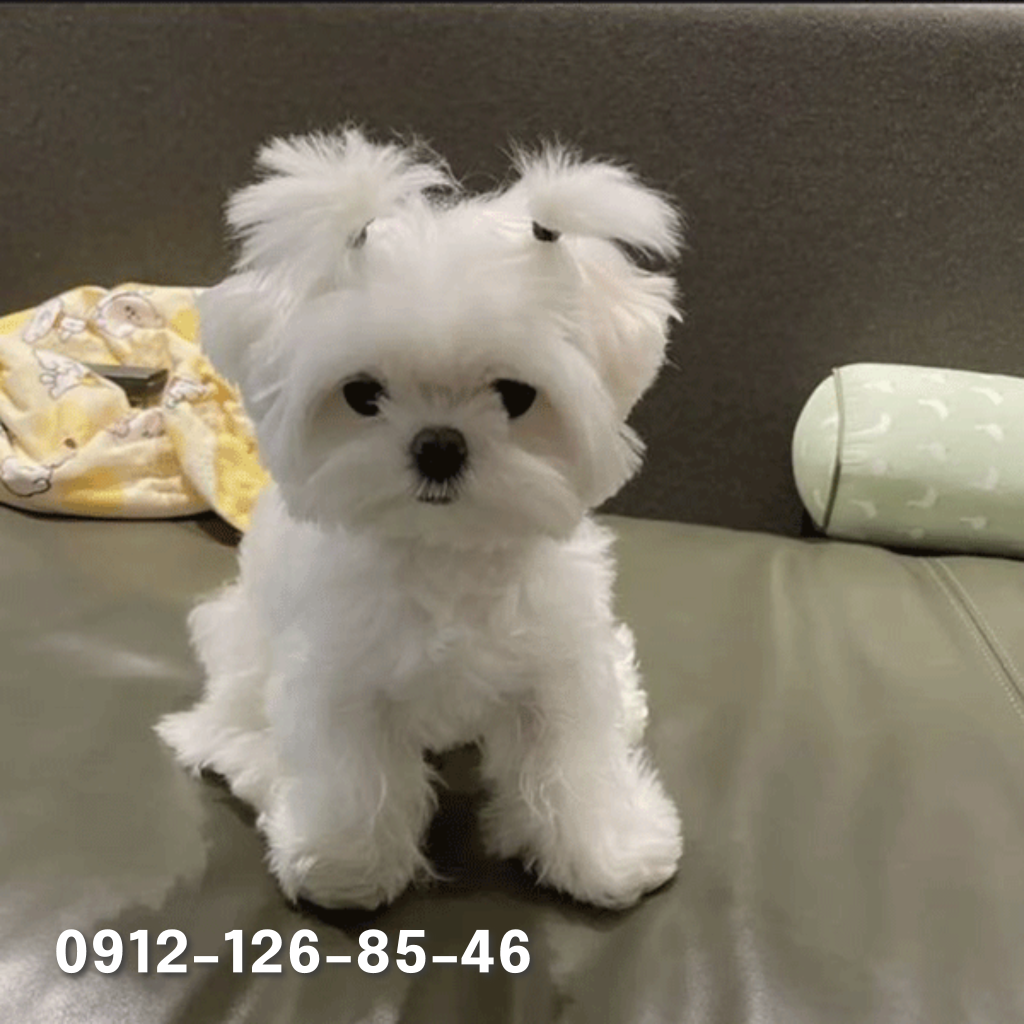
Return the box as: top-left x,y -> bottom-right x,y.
155,581 -> 279,812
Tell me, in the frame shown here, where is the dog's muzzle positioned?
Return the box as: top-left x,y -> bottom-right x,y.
411,426 -> 467,503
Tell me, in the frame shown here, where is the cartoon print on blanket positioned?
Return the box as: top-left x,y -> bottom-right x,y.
0,284 -> 270,528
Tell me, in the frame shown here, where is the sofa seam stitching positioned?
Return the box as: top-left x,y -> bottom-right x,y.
924,558 -> 1024,729
932,559 -> 1024,688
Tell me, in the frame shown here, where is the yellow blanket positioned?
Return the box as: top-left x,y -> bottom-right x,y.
0,284 -> 269,531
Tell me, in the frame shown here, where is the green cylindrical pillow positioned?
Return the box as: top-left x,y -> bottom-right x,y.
793,363 -> 1024,558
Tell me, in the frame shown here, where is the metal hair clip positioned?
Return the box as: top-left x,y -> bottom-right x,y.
351,221 -> 372,249
532,221 -> 561,243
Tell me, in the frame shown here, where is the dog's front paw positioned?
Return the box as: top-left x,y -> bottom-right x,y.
540,787 -> 682,910
485,756 -> 683,910
269,849 -> 405,911
260,804 -> 431,910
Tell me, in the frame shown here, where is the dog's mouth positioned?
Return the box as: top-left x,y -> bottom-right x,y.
415,480 -> 461,505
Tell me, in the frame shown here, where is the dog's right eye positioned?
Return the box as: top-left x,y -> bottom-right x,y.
342,377 -> 386,417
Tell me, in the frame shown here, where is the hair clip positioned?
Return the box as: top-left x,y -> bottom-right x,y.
351,221 -> 372,249
532,221 -> 561,243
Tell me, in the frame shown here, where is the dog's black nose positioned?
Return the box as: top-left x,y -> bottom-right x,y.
411,426 -> 468,483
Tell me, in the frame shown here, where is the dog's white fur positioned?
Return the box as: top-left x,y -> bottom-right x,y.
157,128 -> 684,910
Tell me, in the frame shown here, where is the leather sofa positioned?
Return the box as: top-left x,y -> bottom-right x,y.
3,6 -> 1023,1022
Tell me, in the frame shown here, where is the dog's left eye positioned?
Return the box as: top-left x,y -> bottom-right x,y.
493,379 -> 537,419
342,377 -> 386,416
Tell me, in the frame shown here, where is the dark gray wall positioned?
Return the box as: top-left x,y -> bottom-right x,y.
3,4 -> 1024,535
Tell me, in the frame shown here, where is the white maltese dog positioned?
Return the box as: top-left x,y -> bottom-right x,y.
157,127 -> 683,910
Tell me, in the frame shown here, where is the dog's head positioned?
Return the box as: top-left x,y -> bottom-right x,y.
201,128 -> 682,546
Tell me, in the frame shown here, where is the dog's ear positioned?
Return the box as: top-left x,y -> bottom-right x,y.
511,144 -> 682,258
199,129 -> 451,421
196,274 -> 281,418
226,127 -> 451,302
509,145 -> 683,417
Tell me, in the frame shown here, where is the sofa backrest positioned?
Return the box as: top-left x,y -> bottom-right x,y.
4,5 -> 1023,535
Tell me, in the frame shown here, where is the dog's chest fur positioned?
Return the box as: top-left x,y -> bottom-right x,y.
249,489 -> 610,752
364,541 -> 550,750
